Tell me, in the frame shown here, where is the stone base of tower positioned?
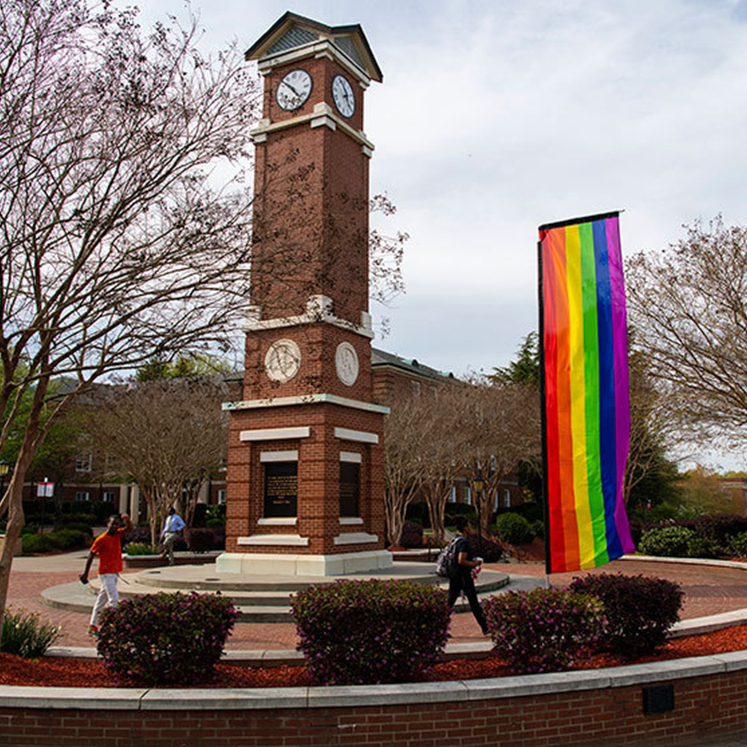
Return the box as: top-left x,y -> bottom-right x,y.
216,549 -> 393,577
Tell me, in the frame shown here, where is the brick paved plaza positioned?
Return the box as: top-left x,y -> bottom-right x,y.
7,551 -> 747,651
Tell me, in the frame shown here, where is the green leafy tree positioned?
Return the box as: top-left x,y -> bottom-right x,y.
136,354 -> 237,383
490,332 -> 539,386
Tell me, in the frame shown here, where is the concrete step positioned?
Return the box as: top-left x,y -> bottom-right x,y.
40,565 -> 514,622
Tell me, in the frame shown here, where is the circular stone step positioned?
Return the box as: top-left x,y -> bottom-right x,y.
40,563 -> 512,622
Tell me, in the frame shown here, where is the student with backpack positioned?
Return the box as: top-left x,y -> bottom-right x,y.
445,516 -> 489,635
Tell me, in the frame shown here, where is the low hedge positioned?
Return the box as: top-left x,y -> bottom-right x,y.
97,592 -> 238,686
639,526 -> 695,557
569,573 -> 683,658
466,532 -> 504,562
494,512 -> 533,545
187,528 -> 214,553
22,529 -> 89,554
483,588 -> 605,674
291,579 -> 451,685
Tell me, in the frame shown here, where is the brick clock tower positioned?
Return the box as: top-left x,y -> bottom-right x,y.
218,13 -> 393,576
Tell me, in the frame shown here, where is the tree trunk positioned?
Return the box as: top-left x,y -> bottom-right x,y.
0,383 -> 47,647
424,482 -> 448,547
0,476 -> 24,648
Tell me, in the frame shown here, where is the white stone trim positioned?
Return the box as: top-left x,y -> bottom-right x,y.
216,550 -> 392,576
310,114 -> 336,131
340,451 -> 362,463
257,40 -> 372,86
237,534 -> 309,547
334,427 -> 379,444
260,450 -> 299,463
257,518 -> 298,527
249,107 -> 374,151
239,427 -> 311,441
339,517 -> 363,525
241,296 -> 375,339
333,532 -> 378,546
226,395 -> 389,416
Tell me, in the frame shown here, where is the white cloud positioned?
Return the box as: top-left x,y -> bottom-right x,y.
131,0 -> 747,463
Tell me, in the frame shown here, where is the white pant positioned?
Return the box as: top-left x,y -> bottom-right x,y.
89,573 -> 119,627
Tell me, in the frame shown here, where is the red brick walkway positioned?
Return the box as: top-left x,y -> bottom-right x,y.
7,556 -> 747,651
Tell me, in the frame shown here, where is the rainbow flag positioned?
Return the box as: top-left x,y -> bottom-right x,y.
539,212 -> 634,574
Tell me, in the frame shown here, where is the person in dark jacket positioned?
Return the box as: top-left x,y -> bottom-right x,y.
447,516 -> 489,635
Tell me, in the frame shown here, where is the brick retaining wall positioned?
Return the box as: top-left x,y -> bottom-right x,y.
3,652 -> 747,746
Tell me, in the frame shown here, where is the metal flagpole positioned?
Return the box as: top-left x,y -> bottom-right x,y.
537,235 -> 552,589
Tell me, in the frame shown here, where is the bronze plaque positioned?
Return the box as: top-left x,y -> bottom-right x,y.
339,462 -> 360,517
264,462 -> 298,517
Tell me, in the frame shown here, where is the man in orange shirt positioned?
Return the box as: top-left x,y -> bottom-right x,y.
80,513 -> 132,637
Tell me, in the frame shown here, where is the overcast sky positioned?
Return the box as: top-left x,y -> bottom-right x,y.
138,0 -> 747,465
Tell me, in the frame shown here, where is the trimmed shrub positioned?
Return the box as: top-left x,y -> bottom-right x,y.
686,536 -> 723,559
1,608 -> 63,657
291,579 -> 451,685
483,588 -> 605,674
124,542 -> 160,556
530,519 -> 545,540
47,529 -> 88,550
639,525 -> 695,557
729,531 -> 747,558
569,573 -> 683,658
466,532 -> 504,562
494,512 -> 533,545
22,533 -> 54,554
187,528 -> 214,553
97,592 -> 237,686
399,521 -> 423,548
22,528 -> 88,553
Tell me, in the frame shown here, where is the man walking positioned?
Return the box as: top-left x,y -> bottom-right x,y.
80,512 -> 132,637
161,507 -> 186,565
447,516 -> 489,635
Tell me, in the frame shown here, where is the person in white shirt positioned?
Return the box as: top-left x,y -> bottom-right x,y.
160,507 -> 186,565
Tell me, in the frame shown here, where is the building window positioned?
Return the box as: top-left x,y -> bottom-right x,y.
218,489 -> 227,505
75,491 -> 90,502
464,486 -> 471,505
504,488 -> 512,508
103,491 -> 116,503
449,486 -> 456,503
411,380 -> 421,396
75,454 -> 92,473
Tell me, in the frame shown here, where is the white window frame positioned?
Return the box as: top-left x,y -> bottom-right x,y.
75,454 -> 92,473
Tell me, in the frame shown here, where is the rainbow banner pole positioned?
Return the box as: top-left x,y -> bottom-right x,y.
538,211 -> 635,575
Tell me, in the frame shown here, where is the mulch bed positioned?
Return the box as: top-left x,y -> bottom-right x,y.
3,625 -> 747,688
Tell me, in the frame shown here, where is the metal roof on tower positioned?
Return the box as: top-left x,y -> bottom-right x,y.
245,11 -> 383,83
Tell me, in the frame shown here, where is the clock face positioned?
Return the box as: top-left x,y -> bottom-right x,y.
265,339 -> 302,383
335,342 -> 359,386
276,69 -> 312,111
331,74 -> 355,118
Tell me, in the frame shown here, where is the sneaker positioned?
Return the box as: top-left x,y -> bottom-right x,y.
87,625 -> 100,638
